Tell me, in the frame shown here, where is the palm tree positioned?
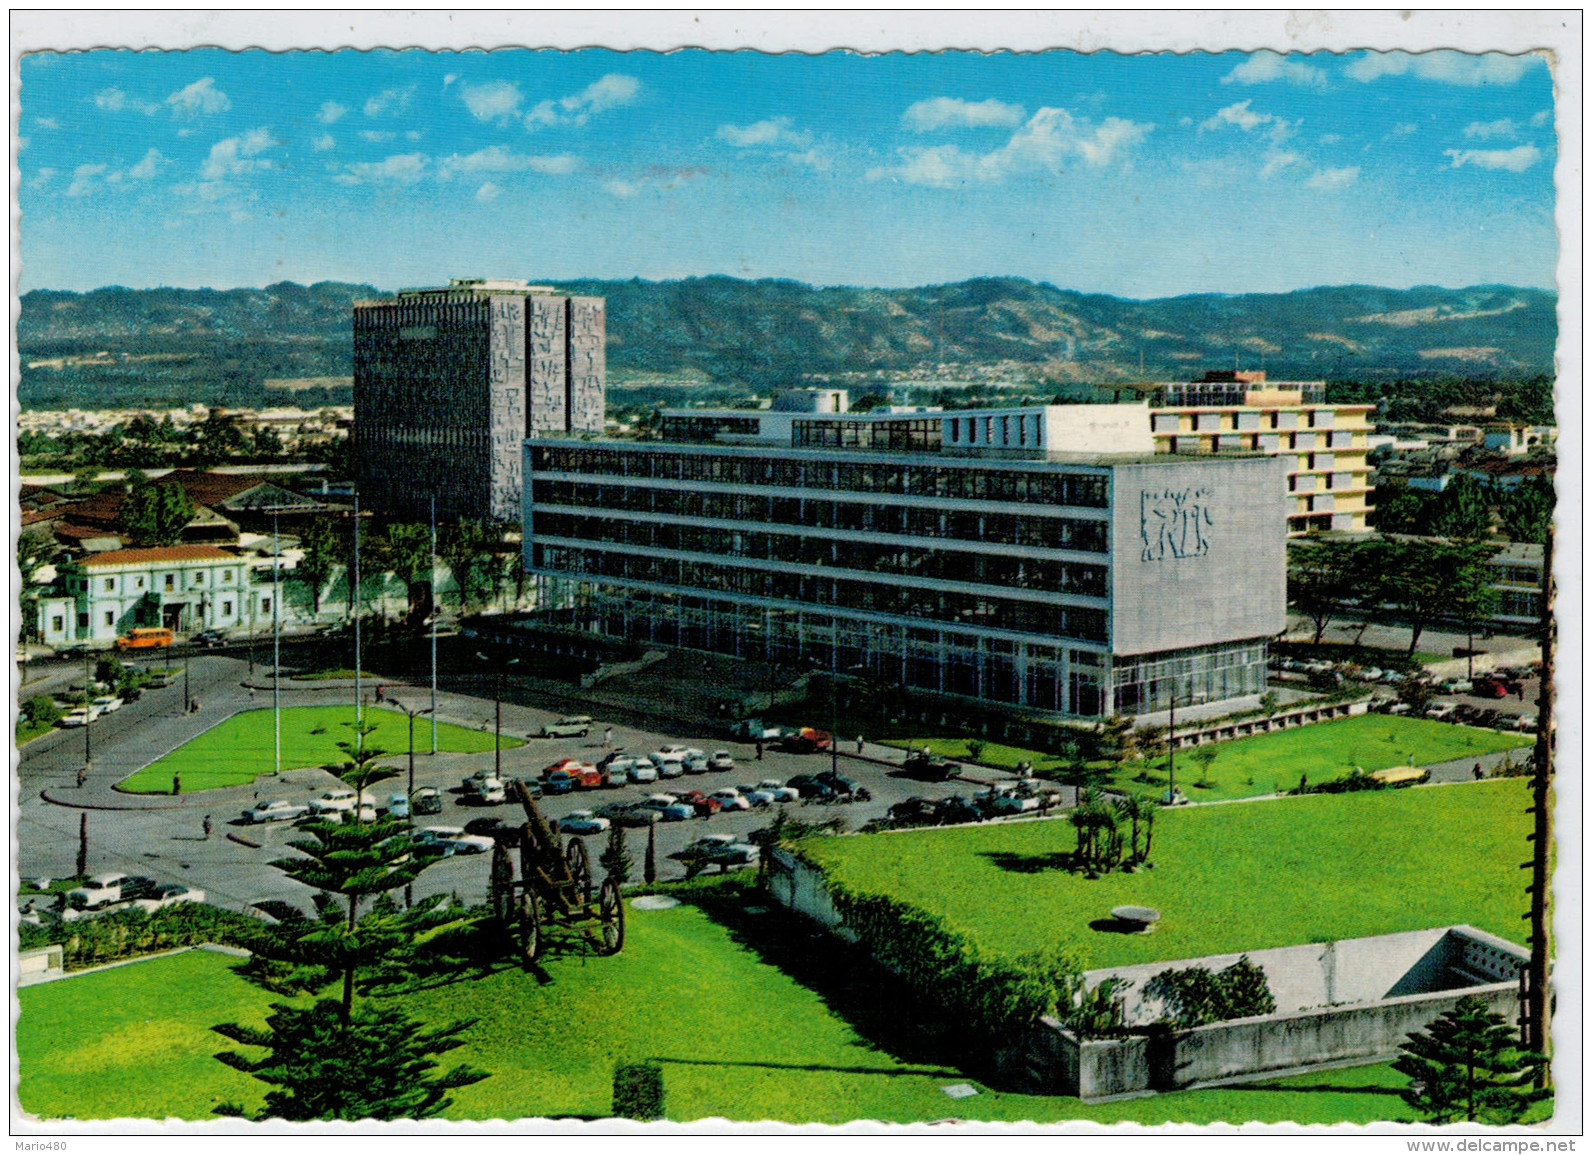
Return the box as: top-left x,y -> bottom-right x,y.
1114,794 -> 1144,862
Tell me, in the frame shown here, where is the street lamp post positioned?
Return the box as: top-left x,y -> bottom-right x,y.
83,649 -> 93,774
477,652 -> 521,781
388,698 -> 434,828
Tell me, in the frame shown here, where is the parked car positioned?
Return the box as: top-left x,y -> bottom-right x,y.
815,770 -> 858,796
133,883 -> 205,913
68,873 -> 155,910
91,695 -> 123,714
674,789 -> 720,817
460,774 -> 508,805
736,784 -> 776,807
413,826 -> 493,856
191,630 -> 228,649
1350,668 -> 1384,683
1472,678 -> 1508,700
310,804 -> 379,824
656,744 -> 704,759
411,786 -> 444,815
243,799 -> 311,824
708,750 -> 736,772
559,810 -> 612,835
780,727 -> 832,754
649,753 -> 686,778
384,793 -> 411,819
888,797 -> 940,825
464,816 -> 522,842
637,793 -> 678,815
683,834 -> 758,866
539,715 -> 594,738
786,774 -> 835,801
60,708 -> 95,727
682,754 -> 711,775
543,770 -> 578,795
708,787 -> 752,812
1437,677 -> 1473,695
611,803 -> 663,827
625,760 -> 659,785
602,764 -> 630,788
935,795 -> 984,825
756,779 -> 801,803
309,788 -> 360,815
659,802 -> 695,822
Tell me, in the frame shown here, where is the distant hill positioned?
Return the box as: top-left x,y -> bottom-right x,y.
17,277 -> 1557,411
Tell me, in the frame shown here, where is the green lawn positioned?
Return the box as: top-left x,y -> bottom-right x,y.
292,668 -> 389,681
117,705 -> 523,794
803,779 -> 1534,969
18,906 -> 1452,1125
895,714 -> 1527,802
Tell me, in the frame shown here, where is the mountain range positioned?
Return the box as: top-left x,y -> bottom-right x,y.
17,277 -> 1557,411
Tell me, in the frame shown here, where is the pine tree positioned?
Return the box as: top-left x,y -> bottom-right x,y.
643,822 -> 657,884
599,824 -> 633,884
1393,995 -> 1550,1124
213,999 -> 487,1121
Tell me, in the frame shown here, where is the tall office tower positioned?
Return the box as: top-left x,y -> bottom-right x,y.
354,278 -> 605,522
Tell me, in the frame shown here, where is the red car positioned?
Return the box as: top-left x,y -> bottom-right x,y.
541,759 -> 602,789
676,789 -> 721,818
1472,679 -> 1508,700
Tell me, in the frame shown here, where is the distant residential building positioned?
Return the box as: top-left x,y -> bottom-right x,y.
353,278 -> 606,523
1481,424 -> 1556,457
37,545 -> 257,647
1131,372 -> 1374,534
524,391 -> 1289,719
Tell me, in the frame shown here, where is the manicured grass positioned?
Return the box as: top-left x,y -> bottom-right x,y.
292,668 -> 389,681
894,714 -> 1527,802
802,779 -> 1534,969
15,719 -> 55,746
116,704 -> 523,794
18,910 -> 1448,1125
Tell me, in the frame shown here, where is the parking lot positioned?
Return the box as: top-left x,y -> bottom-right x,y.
18,651 -> 1016,919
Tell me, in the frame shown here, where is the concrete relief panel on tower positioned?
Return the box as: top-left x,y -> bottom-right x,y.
488,296 -> 528,521
568,297 -> 607,433
527,295 -> 569,434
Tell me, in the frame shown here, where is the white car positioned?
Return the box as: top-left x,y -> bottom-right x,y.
133,883 -> 205,913
682,754 -> 711,775
1351,668 -> 1384,683
657,745 -> 705,759
708,787 -> 752,812
684,834 -> 759,866
650,754 -> 685,778
461,774 -> 508,805
384,793 -> 411,819
756,779 -> 801,803
311,804 -> 380,824
414,826 -> 494,856
539,715 -> 594,738
243,799 -> 311,824
309,788 -> 360,814
618,759 -> 658,784
637,793 -> 678,814
60,708 -> 94,727
559,810 -> 612,835
91,695 -> 123,713
737,784 -> 776,807
708,751 -> 736,772
67,872 -> 151,910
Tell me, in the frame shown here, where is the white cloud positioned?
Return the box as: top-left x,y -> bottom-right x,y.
65,163 -> 106,197
1319,133 -> 1343,145
1222,51 -> 1328,88
1464,118 -> 1518,139
902,96 -> 1024,131
1259,150 -> 1303,178
716,116 -> 811,149
443,73 -> 458,88
125,147 -> 163,180
1530,109 -> 1552,127
166,77 -> 230,116
461,80 -> 522,122
405,131 -> 422,141
1346,50 -> 1539,86
200,128 -> 278,180
1307,165 -> 1359,190
34,116 -> 59,130
94,87 -> 158,114
317,101 -> 348,124
364,87 -> 415,117
27,166 -> 55,190
312,134 -> 336,152
1200,100 -> 1292,142
525,73 -> 640,128
868,106 -> 1151,187
1444,144 -> 1542,173
436,145 -> 580,180
602,179 -> 639,198
336,153 -> 430,184
360,130 -> 396,143
474,182 -> 501,202
784,147 -> 832,172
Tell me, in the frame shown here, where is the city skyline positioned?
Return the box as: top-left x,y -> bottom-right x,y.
20,47 -> 1559,298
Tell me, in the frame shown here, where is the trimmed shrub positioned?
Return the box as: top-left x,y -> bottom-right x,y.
612,1061 -> 665,1121
1144,955 -> 1276,1028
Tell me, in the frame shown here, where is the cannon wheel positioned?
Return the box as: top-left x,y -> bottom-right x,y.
597,877 -> 625,955
565,836 -> 592,905
490,842 -> 515,922
515,884 -> 543,962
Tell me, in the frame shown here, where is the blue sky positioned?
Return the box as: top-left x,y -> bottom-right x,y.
18,48 -> 1559,297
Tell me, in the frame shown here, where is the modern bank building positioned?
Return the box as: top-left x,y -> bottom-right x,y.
521,390 -> 1290,720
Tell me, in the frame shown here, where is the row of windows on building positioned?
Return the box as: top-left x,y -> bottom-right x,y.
77,568 -> 238,595
529,447 -> 1111,507
659,416 -> 763,441
537,579 -> 1112,715
792,418 -> 944,451
55,593 -> 264,635
531,482 -> 1110,552
534,511 -> 1110,595
530,544 -> 1111,642
944,412 -> 1041,447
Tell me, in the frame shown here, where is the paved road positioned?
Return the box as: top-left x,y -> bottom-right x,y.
17,654 -> 1014,917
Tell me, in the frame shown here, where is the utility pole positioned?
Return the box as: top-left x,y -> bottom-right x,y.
272,511 -> 281,777
1525,524 -> 1554,1082
353,488 -> 362,738
83,650 -> 92,773
430,495 -> 438,756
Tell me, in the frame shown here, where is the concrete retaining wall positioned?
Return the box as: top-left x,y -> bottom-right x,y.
18,945 -> 64,986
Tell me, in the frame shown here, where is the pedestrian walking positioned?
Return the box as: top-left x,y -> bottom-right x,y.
77,766 -> 87,789
249,686 -> 256,700
1473,762 -> 1485,781
190,698 -> 200,714
604,726 -> 614,748
202,815 -> 213,840
856,734 -> 865,755
755,739 -> 764,761
172,772 -> 182,796
376,684 -> 385,703
1516,685 -> 1525,701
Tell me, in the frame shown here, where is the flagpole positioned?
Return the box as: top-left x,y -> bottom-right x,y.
430,494 -> 438,756
272,511 -> 281,776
